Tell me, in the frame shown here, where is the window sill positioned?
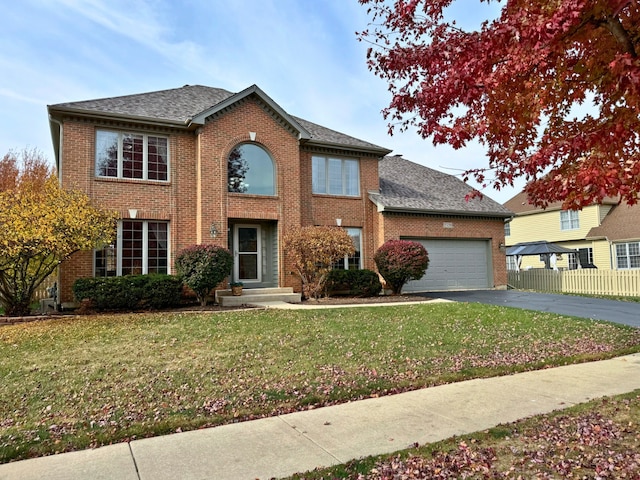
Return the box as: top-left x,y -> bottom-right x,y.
95,176 -> 171,186
312,193 -> 361,199
228,192 -> 279,199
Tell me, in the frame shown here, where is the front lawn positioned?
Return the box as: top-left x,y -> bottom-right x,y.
1,303 -> 639,463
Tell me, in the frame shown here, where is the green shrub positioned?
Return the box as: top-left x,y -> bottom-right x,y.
141,274 -> 183,309
325,269 -> 382,297
72,274 -> 183,311
174,245 -> 233,306
374,240 -> 429,295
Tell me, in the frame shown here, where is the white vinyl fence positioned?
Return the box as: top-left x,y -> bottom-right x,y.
33,275 -> 58,301
508,269 -> 640,297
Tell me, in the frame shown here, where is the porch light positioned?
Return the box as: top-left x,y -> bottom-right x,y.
210,223 -> 219,238
499,242 -> 506,253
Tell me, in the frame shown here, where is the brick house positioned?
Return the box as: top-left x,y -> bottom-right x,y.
47,84 -> 511,304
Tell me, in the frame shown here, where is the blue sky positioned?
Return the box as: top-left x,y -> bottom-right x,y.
0,0 -> 521,203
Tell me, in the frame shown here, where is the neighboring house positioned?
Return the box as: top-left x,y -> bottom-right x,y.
504,191 -> 640,270
47,84 -> 511,305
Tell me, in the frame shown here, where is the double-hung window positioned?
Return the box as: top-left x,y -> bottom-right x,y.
96,130 -> 169,181
95,220 -> 169,276
312,156 -> 359,196
560,210 -> 579,230
615,242 -> 640,269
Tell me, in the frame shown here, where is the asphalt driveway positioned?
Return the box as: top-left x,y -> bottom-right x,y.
418,290 -> 639,328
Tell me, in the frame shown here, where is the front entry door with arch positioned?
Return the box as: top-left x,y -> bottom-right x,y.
233,225 -> 261,283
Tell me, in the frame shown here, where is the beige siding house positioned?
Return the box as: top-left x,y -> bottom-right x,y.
504,192 -> 640,271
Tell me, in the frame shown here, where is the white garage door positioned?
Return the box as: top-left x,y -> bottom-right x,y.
403,239 -> 492,292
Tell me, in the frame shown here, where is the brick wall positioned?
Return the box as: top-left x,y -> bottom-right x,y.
55,97 -> 506,302
379,213 -> 508,288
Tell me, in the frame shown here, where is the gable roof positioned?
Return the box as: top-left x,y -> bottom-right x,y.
587,202 -> 640,241
48,84 -> 390,157
370,155 -> 512,218
504,190 -> 619,214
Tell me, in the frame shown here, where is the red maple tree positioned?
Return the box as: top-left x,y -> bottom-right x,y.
358,0 -> 640,209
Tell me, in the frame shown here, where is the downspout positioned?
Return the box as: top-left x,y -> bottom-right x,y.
608,237 -> 614,269
48,115 -> 63,185
48,115 -> 63,309
196,128 -> 202,244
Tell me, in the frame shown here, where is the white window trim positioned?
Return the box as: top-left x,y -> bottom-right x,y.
560,210 -> 579,231
615,241 -> 640,270
95,220 -> 170,276
96,130 -> 170,182
312,155 -> 360,196
336,227 -> 362,270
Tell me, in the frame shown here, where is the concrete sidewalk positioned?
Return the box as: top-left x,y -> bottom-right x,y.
1,353 -> 639,480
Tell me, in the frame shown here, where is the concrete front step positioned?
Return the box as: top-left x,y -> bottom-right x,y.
216,287 -> 302,307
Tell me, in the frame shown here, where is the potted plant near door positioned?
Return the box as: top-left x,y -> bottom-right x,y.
230,282 -> 243,296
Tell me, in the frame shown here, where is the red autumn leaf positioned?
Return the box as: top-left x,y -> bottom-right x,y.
358,0 -> 640,209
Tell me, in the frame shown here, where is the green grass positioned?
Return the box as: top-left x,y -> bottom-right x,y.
285,390 -> 640,479
561,292 -> 640,302
1,303 -> 639,463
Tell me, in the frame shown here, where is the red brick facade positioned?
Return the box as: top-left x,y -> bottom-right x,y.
379,213 -> 508,290
52,93 -> 507,304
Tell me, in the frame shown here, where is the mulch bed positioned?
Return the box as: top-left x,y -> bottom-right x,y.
1,295 -> 433,326
301,294 -> 431,305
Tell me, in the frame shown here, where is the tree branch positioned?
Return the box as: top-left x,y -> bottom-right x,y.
603,13 -> 637,57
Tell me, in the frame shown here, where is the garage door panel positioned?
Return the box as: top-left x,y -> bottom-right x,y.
403,239 -> 491,292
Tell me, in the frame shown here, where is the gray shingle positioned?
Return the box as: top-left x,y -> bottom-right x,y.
374,156 -> 512,217
49,84 -> 389,153
293,116 -> 389,152
51,85 -> 235,124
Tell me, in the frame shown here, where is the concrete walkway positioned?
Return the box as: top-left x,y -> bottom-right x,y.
1,353 -> 639,480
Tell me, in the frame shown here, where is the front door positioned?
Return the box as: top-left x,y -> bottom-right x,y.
233,225 -> 261,283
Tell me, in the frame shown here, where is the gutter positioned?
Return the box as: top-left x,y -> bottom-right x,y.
301,139 -> 391,157
375,203 -> 513,219
47,107 -> 189,130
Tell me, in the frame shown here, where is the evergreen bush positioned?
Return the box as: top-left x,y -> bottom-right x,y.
174,245 -> 233,306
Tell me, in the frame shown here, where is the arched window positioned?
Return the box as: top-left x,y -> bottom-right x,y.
227,143 -> 275,195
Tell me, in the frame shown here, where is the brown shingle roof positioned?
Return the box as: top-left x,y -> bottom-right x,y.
504,191 -> 619,214
587,202 -> 640,241
372,156 -> 512,217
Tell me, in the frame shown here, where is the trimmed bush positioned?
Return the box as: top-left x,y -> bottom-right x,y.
325,269 -> 382,297
374,240 -> 429,295
174,245 -> 233,306
72,274 -> 183,311
142,275 -> 184,309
